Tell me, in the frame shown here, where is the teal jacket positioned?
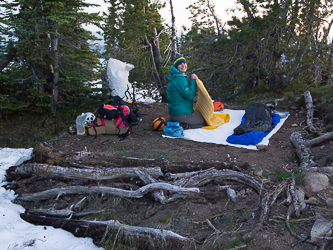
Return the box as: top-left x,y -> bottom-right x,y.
167,65 -> 197,116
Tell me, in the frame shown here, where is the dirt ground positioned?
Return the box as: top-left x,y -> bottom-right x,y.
6,100 -> 333,249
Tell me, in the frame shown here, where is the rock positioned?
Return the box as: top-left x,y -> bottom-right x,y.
256,144 -> 267,151
305,197 -> 321,205
302,172 -> 329,194
326,198 -> 333,207
311,213 -> 332,242
227,188 -> 237,202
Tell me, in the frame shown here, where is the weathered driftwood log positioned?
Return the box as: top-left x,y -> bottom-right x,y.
302,90 -> 318,134
18,183 -> 200,202
169,168 -> 271,227
290,132 -> 333,174
170,168 -> 262,192
39,148 -> 241,174
306,167 -> 333,175
135,170 -> 167,204
25,208 -> 105,218
8,163 -> 163,181
289,174 -> 301,217
135,170 -> 189,204
290,132 -> 316,169
20,214 -> 193,249
305,132 -> 333,147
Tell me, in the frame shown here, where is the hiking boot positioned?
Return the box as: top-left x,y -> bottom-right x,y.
180,123 -> 190,130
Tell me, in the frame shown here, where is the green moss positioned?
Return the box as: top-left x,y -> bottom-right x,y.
275,169 -> 301,185
113,144 -> 124,151
159,211 -> 172,224
262,170 -> 270,179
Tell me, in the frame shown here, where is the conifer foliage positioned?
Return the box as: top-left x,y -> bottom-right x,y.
103,0 -> 169,102
0,0 -> 102,114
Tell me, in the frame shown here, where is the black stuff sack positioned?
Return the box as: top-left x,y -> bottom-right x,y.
98,104 -> 120,120
233,103 -> 274,135
108,95 -> 138,125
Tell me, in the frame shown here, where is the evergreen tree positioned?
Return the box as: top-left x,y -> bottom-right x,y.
0,0 -> 102,114
184,0 -> 333,100
103,0 -> 169,102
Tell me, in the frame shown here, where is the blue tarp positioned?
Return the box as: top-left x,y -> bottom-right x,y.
226,114 -> 281,145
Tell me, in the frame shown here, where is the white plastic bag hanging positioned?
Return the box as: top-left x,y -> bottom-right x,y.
106,58 -> 135,101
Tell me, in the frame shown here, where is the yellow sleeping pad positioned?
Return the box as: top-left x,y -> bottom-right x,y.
194,78 -> 229,129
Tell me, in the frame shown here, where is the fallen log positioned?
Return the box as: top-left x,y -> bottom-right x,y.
302,90 -> 318,134
135,170 -> 167,204
25,208 -> 105,218
20,214 -> 193,249
305,132 -> 333,147
18,183 -> 200,202
169,168 -> 271,230
289,174 -> 301,217
38,149 -> 239,173
170,168 -> 262,192
290,132 -> 316,169
8,163 -> 163,181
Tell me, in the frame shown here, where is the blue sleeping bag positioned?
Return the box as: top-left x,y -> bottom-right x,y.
226,114 -> 280,145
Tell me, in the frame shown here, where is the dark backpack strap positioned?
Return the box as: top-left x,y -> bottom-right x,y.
116,107 -> 133,132
119,130 -> 131,141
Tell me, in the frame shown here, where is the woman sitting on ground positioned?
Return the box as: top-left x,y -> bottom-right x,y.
166,55 -> 206,129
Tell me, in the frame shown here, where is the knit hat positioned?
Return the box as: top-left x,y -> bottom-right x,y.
173,55 -> 186,69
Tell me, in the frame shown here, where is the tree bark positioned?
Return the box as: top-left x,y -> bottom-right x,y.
18,183 -> 200,202
144,34 -> 167,102
8,163 -> 163,181
20,214 -> 192,249
302,90 -> 318,134
169,0 -> 177,62
305,132 -> 333,147
0,51 -> 15,71
290,132 -> 316,169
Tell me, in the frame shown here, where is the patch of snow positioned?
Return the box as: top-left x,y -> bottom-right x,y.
0,148 -> 103,250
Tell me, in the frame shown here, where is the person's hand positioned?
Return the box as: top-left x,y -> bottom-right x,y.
191,73 -> 197,79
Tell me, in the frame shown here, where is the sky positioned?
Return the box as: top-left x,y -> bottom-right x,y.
84,0 -> 240,35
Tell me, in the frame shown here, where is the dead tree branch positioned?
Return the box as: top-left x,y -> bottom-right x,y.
290,132 -> 316,169
302,90 -> 319,134
18,183 -> 200,202
305,132 -> 333,147
289,174 -> 301,217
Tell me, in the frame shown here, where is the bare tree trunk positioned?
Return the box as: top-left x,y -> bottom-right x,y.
144,34 -> 167,102
51,24 -> 59,101
169,0 -> 177,62
0,51 -> 15,72
302,90 -> 318,134
206,0 -> 221,35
